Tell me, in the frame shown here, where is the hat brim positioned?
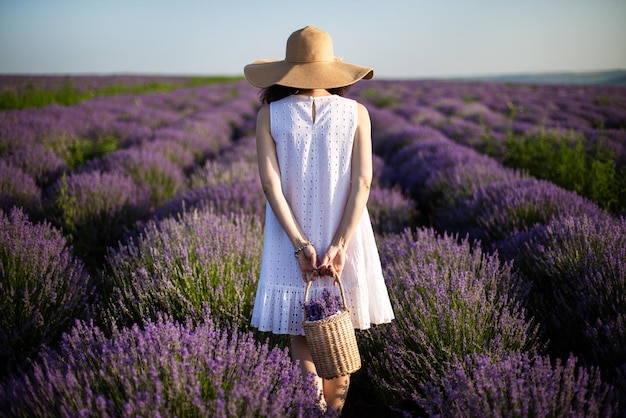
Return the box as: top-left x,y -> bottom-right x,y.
244,58 -> 373,89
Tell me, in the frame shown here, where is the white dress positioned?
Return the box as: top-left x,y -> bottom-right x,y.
251,94 -> 395,335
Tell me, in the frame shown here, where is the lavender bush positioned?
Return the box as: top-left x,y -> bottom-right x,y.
360,228 -> 541,412
0,207 -> 92,375
102,208 -> 263,331
421,149 -> 520,213
439,177 -> 606,247
373,125 -> 448,165
371,153 -> 386,187
0,313 -> 329,417
363,105 -> 413,149
438,117 -> 486,147
367,186 -> 420,235
3,144 -> 66,188
47,171 -> 151,268
395,104 -> 447,127
0,160 -> 41,217
163,114 -> 233,163
155,180 -> 265,222
82,148 -> 187,207
418,352 -> 619,416
368,124 -> 511,208
156,138 -> 265,220
207,134 -> 258,167
170,156 -> 266,219
505,215 -> 626,378
138,137 -> 196,172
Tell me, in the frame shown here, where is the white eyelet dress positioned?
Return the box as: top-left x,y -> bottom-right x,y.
251,94 -> 395,335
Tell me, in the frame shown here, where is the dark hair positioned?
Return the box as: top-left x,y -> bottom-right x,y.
259,85 -> 351,104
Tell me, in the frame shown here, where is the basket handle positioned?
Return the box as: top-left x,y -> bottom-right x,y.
303,274 -> 349,321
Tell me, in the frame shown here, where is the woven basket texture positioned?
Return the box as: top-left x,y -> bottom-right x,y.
303,278 -> 361,379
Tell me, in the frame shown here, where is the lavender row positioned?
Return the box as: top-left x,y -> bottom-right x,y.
1,77 -> 624,414
359,228 -> 541,412
352,80 -> 626,214
419,351 -> 619,416
1,82 -> 260,374
366,228 -> 622,414
0,208 -> 93,374
353,80 -> 626,166
347,84 -> 626,412
5,205 -> 618,415
0,78 -> 420,416
501,215 -> 626,378
102,208 -> 263,331
353,84 -> 617,249
1,81 -> 260,265
0,313 -> 329,417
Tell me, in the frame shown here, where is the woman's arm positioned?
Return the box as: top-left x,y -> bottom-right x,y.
320,103 -> 373,278
256,105 -> 319,280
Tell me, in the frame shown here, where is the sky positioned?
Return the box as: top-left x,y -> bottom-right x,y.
1,0 -> 625,79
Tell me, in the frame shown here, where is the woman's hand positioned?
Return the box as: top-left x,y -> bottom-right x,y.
319,244 -> 346,283
297,244 -> 319,283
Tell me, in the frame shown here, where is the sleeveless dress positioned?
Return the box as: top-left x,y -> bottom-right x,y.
251,94 -> 395,335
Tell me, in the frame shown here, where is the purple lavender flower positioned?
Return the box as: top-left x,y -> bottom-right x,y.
0,159 -> 41,216
156,179 -> 265,221
458,101 -> 508,128
395,104 -> 447,128
0,313 -> 328,417
506,215 -> 626,378
367,186 -> 420,235
432,97 -> 466,116
0,207 -> 92,374
82,148 -> 187,206
102,208 -> 263,331
303,288 -> 344,322
360,228 -> 541,411
371,153 -> 385,187
138,138 -> 195,170
375,124 -> 449,163
418,352 -> 619,416
4,144 -> 66,188
156,156 -> 265,220
366,105 -> 413,147
153,125 -> 224,163
47,170 -> 151,266
441,177 -> 607,246
439,116 -> 485,145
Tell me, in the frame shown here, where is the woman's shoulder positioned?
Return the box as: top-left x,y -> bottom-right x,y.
353,101 -> 370,119
256,104 -> 271,123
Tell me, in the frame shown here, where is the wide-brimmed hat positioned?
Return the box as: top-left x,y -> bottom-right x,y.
244,26 -> 374,89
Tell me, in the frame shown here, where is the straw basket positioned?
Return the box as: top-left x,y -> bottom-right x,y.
302,278 -> 361,379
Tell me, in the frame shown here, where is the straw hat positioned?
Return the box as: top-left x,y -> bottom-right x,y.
243,26 -> 374,89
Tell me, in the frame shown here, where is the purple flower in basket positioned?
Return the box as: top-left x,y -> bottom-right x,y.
303,288 -> 343,322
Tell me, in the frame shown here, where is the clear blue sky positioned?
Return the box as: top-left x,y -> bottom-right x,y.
1,0 -> 625,79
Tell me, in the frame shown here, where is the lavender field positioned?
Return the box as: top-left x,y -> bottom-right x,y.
1,75 -> 625,417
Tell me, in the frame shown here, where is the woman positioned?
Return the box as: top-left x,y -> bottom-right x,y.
244,26 -> 394,413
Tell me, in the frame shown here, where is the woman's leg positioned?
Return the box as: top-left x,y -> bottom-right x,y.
323,375 -> 350,412
290,335 -> 325,407
290,335 -> 351,412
